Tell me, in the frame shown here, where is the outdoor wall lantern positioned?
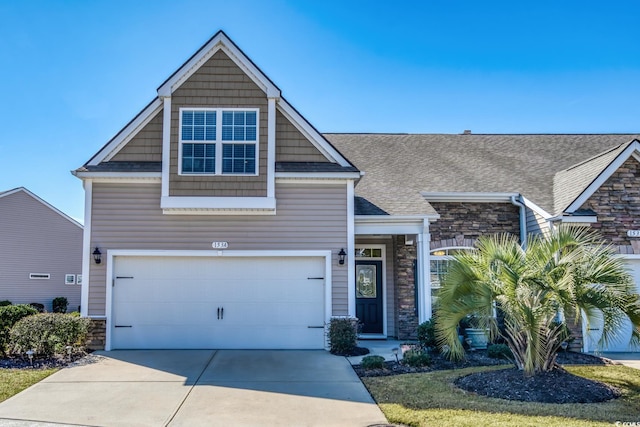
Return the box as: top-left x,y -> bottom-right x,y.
92,247 -> 102,264
338,248 -> 346,265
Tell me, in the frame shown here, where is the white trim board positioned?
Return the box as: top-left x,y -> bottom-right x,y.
355,215 -> 439,235
565,140 -> 640,213
421,192 -> 520,203
87,98 -> 163,166
104,249 -> 333,351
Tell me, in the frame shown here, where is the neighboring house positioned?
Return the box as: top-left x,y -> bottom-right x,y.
0,187 -> 82,311
74,31 -> 640,352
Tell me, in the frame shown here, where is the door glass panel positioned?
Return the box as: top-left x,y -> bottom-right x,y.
356,265 -> 377,298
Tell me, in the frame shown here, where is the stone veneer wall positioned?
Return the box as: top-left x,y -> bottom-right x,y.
581,157 -> 640,253
394,235 -> 418,340
85,319 -> 106,350
429,202 -> 521,250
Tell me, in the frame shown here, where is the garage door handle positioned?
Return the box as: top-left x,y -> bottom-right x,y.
307,326 -> 324,329
588,328 -> 600,331
115,325 -> 132,328
307,277 -> 324,280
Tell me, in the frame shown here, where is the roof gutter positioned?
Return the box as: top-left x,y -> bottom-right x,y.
510,195 -> 527,248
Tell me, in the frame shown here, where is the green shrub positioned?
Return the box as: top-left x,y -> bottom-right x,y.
402,349 -> 431,367
487,343 -> 513,360
0,304 -> 38,356
10,313 -> 90,357
417,319 -> 437,349
360,355 -> 385,370
29,303 -> 45,313
52,297 -> 68,313
0,300 -> 12,307
328,317 -> 358,355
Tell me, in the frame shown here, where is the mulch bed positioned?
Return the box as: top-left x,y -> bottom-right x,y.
455,365 -> 621,403
0,351 -> 92,369
353,349 -> 623,404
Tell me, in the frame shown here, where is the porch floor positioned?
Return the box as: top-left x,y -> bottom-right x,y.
347,339 -> 408,365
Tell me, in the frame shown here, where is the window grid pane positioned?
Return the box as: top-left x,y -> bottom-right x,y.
182,143 -> 215,174
222,143 -> 256,174
182,110 -> 216,142
222,111 -> 257,142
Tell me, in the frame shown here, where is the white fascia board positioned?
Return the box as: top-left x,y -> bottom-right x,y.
72,172 -> 162,182
161,196 -> 276,209
87,98 -> 163,166
421,192 -> 520,203
276,102 -> 351,167
1,187 -> 83,229
560,215 -> 598,224
275,172 -> 361,180
520,196 -> 553,219
157,33 -> 280,98
355,215 -> 438,235
565,141 -> 640,213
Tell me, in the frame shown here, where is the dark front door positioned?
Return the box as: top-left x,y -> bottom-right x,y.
355,260 -> 383,334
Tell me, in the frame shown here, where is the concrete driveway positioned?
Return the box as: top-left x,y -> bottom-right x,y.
0,350 -> 388,427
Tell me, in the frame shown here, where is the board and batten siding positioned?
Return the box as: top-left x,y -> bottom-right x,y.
169,50 -> 268,197
88,182 -> 348,316
0,191 -> 82,311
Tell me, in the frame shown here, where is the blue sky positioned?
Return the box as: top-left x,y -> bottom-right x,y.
1,1 -> 639,222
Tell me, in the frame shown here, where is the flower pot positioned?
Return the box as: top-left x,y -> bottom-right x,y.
465,328 -> 489,350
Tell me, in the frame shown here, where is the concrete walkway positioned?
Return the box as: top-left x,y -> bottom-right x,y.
0,350 -> 388,427
600,352 -> 640,370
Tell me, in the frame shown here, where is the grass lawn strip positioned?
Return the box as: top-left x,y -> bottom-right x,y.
362,365 -> 640,427
0,368 -> 58,403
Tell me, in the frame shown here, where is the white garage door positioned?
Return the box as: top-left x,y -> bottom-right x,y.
586,259 -> 640,352
110,256 -> 326,350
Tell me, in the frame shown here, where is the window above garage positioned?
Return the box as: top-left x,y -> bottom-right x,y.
179,108 -> 258,176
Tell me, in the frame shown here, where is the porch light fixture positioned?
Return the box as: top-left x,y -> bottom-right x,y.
338,248 -> 346,265
92,247 -> 102,264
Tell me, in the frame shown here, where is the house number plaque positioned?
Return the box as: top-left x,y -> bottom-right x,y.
212,241 -> 229,249
627,230 -> 640,238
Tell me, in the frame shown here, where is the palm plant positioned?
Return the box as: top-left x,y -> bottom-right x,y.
435,225 -> 640,376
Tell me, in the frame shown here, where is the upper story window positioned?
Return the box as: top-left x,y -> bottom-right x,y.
179,108 -> 258,175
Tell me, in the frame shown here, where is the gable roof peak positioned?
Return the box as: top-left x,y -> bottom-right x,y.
157,30 -> 281,98
0,187 -> 83,229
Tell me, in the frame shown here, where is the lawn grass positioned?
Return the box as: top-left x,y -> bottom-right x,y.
0,368 -> 58,403
363,365 -> 640,427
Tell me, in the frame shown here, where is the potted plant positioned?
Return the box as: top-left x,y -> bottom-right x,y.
460,315 -> 489,350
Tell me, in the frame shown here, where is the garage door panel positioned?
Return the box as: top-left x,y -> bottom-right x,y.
586,259 -> 640,352
111,256 -> 326,350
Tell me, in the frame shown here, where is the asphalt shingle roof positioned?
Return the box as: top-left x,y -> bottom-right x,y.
553,141 -> 632,213
325,133 -> 640,216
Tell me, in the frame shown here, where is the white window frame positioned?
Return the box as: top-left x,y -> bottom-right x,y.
178,107 -> 259,177
430,247 -> 474,311
65,274 -> 76,285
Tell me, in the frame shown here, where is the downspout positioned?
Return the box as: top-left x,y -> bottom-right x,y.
510,195 -> 527,248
